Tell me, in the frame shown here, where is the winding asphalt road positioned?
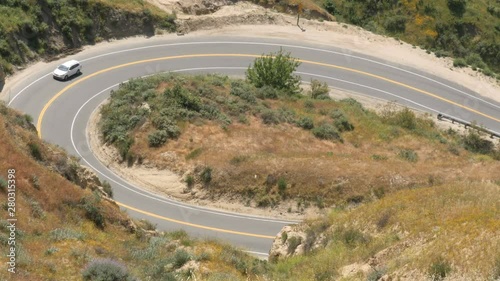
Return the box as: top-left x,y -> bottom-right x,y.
4,36 -> 500,257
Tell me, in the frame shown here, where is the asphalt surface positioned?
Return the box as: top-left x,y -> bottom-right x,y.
4,36 -> 500,257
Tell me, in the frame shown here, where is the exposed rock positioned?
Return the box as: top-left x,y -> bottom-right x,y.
76,165 -> 101,190
123,219 -> 138,233
340,263 -> 373,278
140,102 -> 151,112
269,225 -> 307,261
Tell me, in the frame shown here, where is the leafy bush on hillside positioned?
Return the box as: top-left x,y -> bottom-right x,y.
0,0 -> 173,74
246,49 -> 301,95
330,109 -> 354,132
312,123 -> 342,142
82,258 -> 136,281
461,130 -> 495,155
428,256 -> 452,281
81,193 -> 105,229
322,0 -> 499,74
447,0 -> 467,17
297,116 -> 314,130
148,130 -> 168,147
309,79 -> 330,99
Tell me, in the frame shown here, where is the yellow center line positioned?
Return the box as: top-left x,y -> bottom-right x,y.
116,201 -> 275,239
37,53 -> 499,238
37,54 -> 500,138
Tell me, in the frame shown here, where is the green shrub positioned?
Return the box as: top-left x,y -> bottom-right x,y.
50,228 -> 85,242
395,108 -> 417,130
82,258 -> 136,281
0,176 -> 7,191
28,199 -> 45,219
465,53 -> 486,69
309,79 -> 330,99
304,100 -> 315,110
45,247 -> 59,256
200,166 -> 212,185
81,194 -> 105,229
324,0 -> 337,15
261,109 -> 280,125
131,237 -> 166,260
246,48 -> 301,94
382,107 -> 417,130
278,178 -> 287,194
230,80 -> 257,103
447,0 -> 467,17
148,130 -> 168,147
186,175 -> 194,188
337,227 -> 369,247
30,175 -> 40,190
384,15 -> 407,33
331,110 -> 354,132
398,149 -> 419,162
287,236 -> 302,254
185,148 -> 203,160
229,155 -> 249,165
312,123 -> 342,142
428,256 -> 452,281
256,85 -> 280,99
453,58 -> 467,67
173,249 -> 191,269
281,232 -> 288,243
28,142 -> 43,161
461,130 -> 494,155
371,154 -> 388,161
101,181 -> 113,198
257,195 -> 271,207
297,116 -> 314,130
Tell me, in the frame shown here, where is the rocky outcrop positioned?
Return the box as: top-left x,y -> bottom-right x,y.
269,225 -> 307,261
177,0 -> 236,15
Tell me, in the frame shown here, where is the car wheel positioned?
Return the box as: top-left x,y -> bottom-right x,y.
77,69 -> 81,74
64,75 -> 68,81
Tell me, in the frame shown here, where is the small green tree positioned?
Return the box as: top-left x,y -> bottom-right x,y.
309,79 -> 330,99
447,0 -> 467,17
246,48 -> 301,95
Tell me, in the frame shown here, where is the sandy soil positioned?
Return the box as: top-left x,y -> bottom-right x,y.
2,0 -> 498,220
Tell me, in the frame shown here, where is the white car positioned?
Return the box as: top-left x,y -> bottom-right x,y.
53,60 -> 82,80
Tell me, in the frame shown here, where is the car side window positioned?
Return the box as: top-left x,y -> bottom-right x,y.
70,65 -> 76,70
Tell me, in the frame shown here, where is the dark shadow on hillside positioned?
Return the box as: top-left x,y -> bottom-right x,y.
0,80 -> 5,93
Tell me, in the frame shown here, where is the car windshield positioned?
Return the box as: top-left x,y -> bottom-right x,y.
57,65 -> 69,71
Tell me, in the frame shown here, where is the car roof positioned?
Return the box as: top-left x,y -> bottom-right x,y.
60,60 -> 80,67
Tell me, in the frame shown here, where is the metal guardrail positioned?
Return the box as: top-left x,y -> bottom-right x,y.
437,113 -> 500,139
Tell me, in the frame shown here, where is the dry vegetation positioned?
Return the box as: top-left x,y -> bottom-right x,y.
98,73 -> 500,212
0,102 -> 267,281
270,181 -> 500,280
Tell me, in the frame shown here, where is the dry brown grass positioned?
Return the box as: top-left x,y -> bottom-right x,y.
270,181 -> 500,280
0,104 -> 256,280
128,93 -> 500,208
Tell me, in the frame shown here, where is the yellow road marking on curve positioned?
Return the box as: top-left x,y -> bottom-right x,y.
116,201 -> 275,239
37,54 -> 499,138
37,53 -> 500,237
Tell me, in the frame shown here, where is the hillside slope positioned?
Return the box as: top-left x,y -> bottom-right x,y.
0,102 -> 267,281
0,0 -> 175,76
268,181 -> 500,280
